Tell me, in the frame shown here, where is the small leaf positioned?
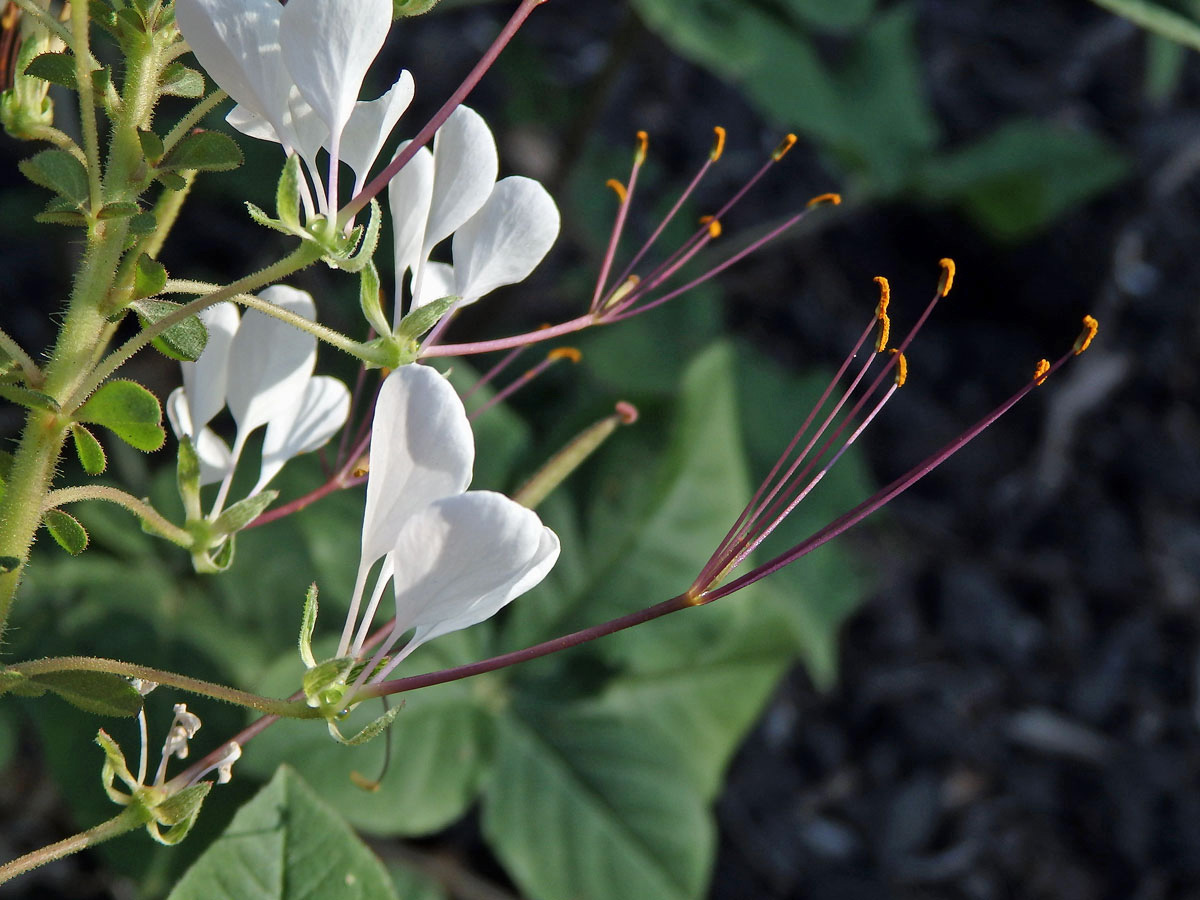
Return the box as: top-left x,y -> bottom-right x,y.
0,669 -> 40,697
131,298 -> 208,362
45,508 -> 88,555
276,153 -> 303,229
129,211 -> 158,234
160,130 -> 243,172
393,0 -> 442,15
158,62 -> 204,98
23,51 -> 78,89
138,129 -> 165,163
34,202 -> 87,226
176,434 -> 202,519
246,201 -> 292,234
71,424 -> 107,475
167,766 -> 399,900
76,379 -> 165,451
396,295 -> 457,342
19,149 -> 89,204
99,200 -> 141,219
0,384 -> 59,411
132,254 -> 167,300
299,584 -> 318,668
151,782 -> 211,845
358,262 -> 390,336
155,171 -> 187,191
211,489 -> 278,535
32,670 -> 143,717
328,704 -> 404,746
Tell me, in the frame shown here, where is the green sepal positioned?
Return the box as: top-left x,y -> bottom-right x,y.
329,199 -> 382,273
208,535 -> 235,572
23,51 -> 78,90
211,489 -> 277,536
302,657 -> 355,711
299,584 -> 319,668
0,384 -> 59,411
245,201 -> 293,235
32,671 -> 143,717
97,728 -> 138,802
327,703 -> 404,746
158,62 -> 204,99
396,294 -> 457,343
70,424 -> 107,475
19,148 -> 89,204
148,782 -> 211,845
159,130 -> 243,172
393,0 -> 442,16
132,298 -> 208,362
76,379 -> 165,452
358,261 -> 390,336
44,508 -> 88,555
276,153 -> 304,230
176,434 -> 202,521
138,129 -> 165,164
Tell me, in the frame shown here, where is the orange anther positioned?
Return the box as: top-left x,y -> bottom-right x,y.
806,192 -> 841,208
711,126 -> 726,162
548,347 -> 582,364
1033,358 -> 1050,385
937,258 -> 956,297
874,275 -> 890,315
1074,315 -> 1098,355
706,218 -> 722,238
875,312 -> 891,353
635,130 -> 649,163
605,178 -> 627,204
891,349 -> 908,386
773,133 -> 798,161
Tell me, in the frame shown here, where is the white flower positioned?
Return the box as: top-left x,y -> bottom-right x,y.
166,286 -> 351,517
338,364 -> 559,680
388,106 -> 560,329
175,0 -> 412,212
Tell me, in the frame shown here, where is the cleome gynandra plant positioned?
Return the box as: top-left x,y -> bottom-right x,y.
0,0 -> 1100,895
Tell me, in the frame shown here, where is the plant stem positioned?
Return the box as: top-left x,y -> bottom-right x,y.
161,89 -> 228,156
421,313 -> 596,358
10,656 -> 323,718
70,0 -> 102,216
9,0 -> 72,47
43,485 -> 192,547
0,807 -> 149,887
0,326 -> 42,385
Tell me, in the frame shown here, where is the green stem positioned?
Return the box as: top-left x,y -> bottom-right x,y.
64,243 -> 323,412
70,0 -> 102,216
10,656 -> 322,718
0,326 -> 42,386
161,89 -> 228,156
9,0 -> 72,49
44,485 -> 192,547
0,807 -> 149,887
19,123 -> 85,160
105,172 -> 197,315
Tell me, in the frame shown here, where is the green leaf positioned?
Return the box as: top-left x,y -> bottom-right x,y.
138,128 -> 165,163
98,200 -> 141,219
246,201 -> 292,235
132,298 -> 209,361
132,254 -> 167,300
158,62 -> 205,98
328,703 -> 404,746
23,51 -> 78,89
150,782 -> 211,846
167,766 -> 399,900
211,490 -> 278,535
160,130 -> 244,172
18,148 -> 90,204
0,384 -> 59,411
393,0 -> 442,15
395,295 -> 456,343
156,171 -> 188,191
0,669 -> 39,697
276,153 -> 304,230
45,508 -> 88,555
1090,0 -> 1200,51
358,262 -> 390,336
129,211 -> 158,233
482,706 -> 714,900
70,424 -> 107,475
76,379 -> 165,452
299,584 -> 318,668
781,0 -> 874,31
918,119 -> 1131,241
30,670 -> 143,717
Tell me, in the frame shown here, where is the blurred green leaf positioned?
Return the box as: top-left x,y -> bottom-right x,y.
782,0 -> 875,30
388,863 -> 447,900
918,119 -> 1130,241
0,706 -> 17,771
30,670 -> 143,717
1091,0 -> 1200,51
168,766 -> 398,900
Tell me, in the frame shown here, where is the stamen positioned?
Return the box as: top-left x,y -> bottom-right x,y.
773,133 -> 798,161
186,741 -> 242,787
635,130 -> 649,164
603,275 -> 640,310
548,347 -> 583,363
616,400 -> 639,424
1033,358 -> 1050,385
711,126 -> 726,162
605,178 -> 628,204
806,192 -> 842,208
891,350 -> 908,386
468,347 -> 582,421
874,276 -> 890,314
875,313 -> 891,352
1074,314 -> 1099,355
937,258 -> 956,297
700,216 -> 722,238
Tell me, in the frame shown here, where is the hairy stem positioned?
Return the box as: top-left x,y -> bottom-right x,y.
0,807 -> 149,887
0,326 -> 42,385
44,485 -> 192,547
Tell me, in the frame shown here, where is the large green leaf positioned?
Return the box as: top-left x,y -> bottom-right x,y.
167,766 -> 398,900
1090,0 -> 1200,51
482,706 -> 713,900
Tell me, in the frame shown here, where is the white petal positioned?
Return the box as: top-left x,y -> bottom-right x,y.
226,104 -> 280,144
451,176 -> 560,305
411,523 -> 560,648
180,302 -> 239,433
255,376 -> 351,493
225,286 -> 317,436
176,0 -> 292,144
342,71 -> 416,187
167,389 -> 233,486
360,365 -> 473,568
389,492 -> 554,652
389,144 -> 434,273
278,0 -> 392,151
411,261 -> 457,310
423,106 -> 498,257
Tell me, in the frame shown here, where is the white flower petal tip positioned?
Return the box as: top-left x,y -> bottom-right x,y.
256,376 -> 352,493
423,106 -> 500,254
343,71 -> 417,186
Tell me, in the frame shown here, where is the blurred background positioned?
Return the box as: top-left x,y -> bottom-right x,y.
2,0 -> 1199,897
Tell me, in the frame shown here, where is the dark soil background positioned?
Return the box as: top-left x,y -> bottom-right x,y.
2,0 -> 1199,898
